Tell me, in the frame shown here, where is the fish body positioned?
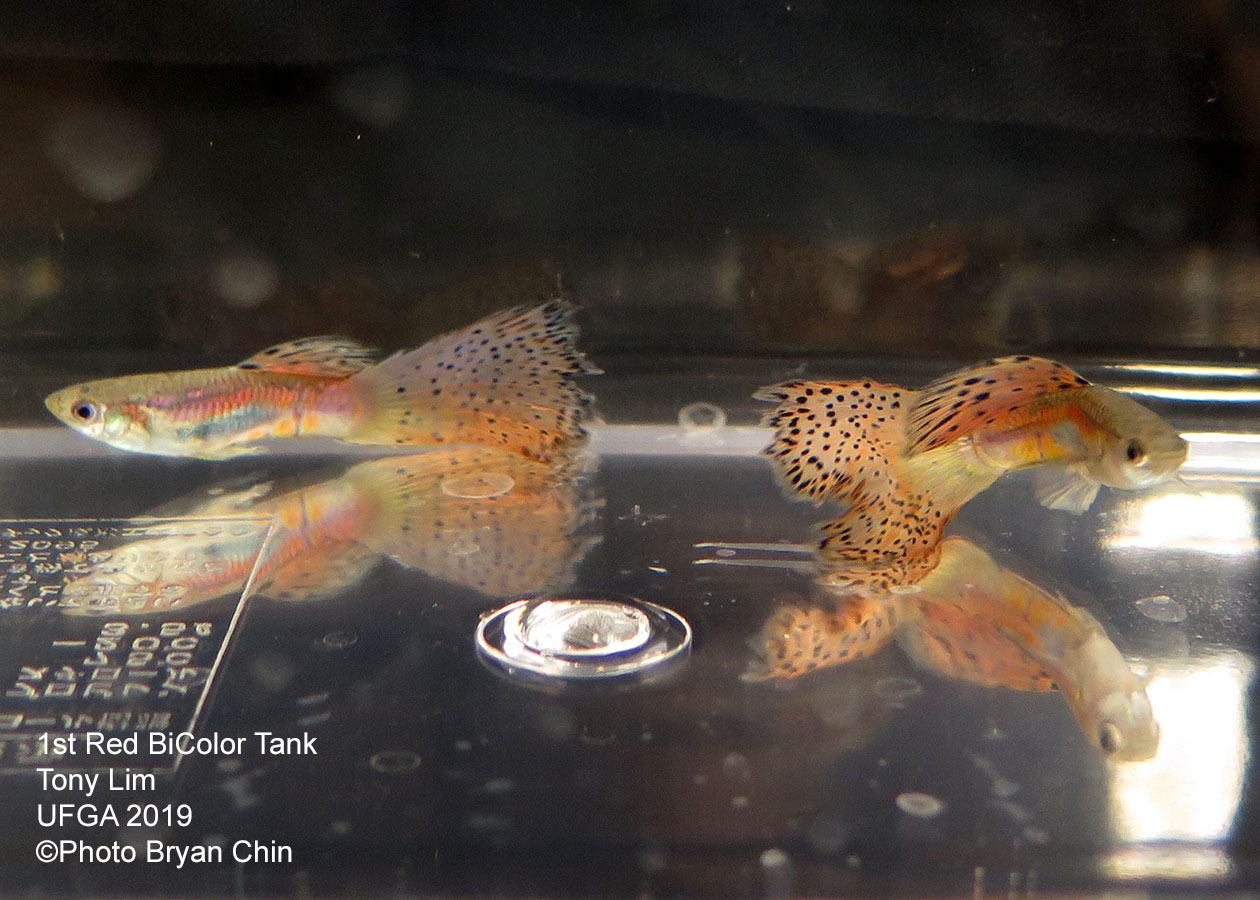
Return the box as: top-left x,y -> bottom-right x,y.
46,302 -> 597,462
907,356 -> 1187,513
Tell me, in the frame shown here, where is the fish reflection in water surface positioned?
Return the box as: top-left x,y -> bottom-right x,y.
748,538 -> 1160,761
59,447 -> 598,615
45,301 -> 597,462
749,354 -> 1180,760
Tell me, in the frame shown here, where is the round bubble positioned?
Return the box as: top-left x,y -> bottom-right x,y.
47,104 -> 161,202
895,791 -> 946,818
369,749 -> 421,775
441,471 -> 516,500
215,251 -> 279,309
678,402 -> 727,431
1134,594 -> 1187,624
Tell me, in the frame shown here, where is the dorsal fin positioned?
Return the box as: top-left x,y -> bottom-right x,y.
237,336 -> 378,378
906,356 -> 1091,455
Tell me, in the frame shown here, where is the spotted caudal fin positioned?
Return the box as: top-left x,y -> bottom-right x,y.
346,302 -> 599,462
345,447 -> 599,597
756,379 -> 911,505
744,589 -> 901,681
906,356 -> 1092,455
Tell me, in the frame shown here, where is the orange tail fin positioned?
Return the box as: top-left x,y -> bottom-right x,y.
347,301 -> 599,462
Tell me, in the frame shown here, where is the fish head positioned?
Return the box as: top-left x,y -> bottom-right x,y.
45,378 -> 155,454
1088,388 -> 1188,490
1088,687 -> 1160,761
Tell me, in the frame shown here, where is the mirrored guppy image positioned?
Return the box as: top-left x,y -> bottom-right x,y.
56,446 -> 599,616
748,354 -> 1184,761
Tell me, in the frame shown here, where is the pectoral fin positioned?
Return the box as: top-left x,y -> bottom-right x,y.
1033,466 -> 1101,514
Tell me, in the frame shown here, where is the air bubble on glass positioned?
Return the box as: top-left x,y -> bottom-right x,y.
47,104 -> 161,202
215,250 -> 279,309
895,791 -> 946,818
678,402 -> 727,432
441,471 -> 515,500
368,749 -> 421,775
1134,594 -> 1187,624
320,631 -> 358,650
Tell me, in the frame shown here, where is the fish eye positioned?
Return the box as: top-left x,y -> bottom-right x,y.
1124,440 -> 1147,464
1098,721 -> 1124,755
70,400 -> 99,423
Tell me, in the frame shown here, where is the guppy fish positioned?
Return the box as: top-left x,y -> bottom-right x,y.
748,537 -> 1160,761
756,356 -> 1186,575
907,355 -> 1187,514
59,446 -> 598,615
45,301 -> 598,462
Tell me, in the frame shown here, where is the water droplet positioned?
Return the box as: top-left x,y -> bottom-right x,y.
441,471 -> 515,500
731,795 -> 750,809
321,631 -> 357,650
369,750 -> 421,775
329,820 -> 352,836
1135,594 -> 1187,624
896,791 -> 946,818
678,402 -> 727,431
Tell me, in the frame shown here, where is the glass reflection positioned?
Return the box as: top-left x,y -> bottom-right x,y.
749,537 -> 1161,761
1108,653 -> 1254,844
59,446 -> 598,614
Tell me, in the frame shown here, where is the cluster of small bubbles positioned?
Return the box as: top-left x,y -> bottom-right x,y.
368,750 -> 421,775
1134,594 -> 1187,624
321,631 -> 357,650
731,795 -> 751,809
214,250 -> 279,309
331,64 -> 412,129
895,791 -> 946,818
874,676 -> 923,703
329,820 -> 352,836
248,653 -> 296,694
678,401 -> 728,431
46,104 -> 161,202
441,471 -> 516,500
